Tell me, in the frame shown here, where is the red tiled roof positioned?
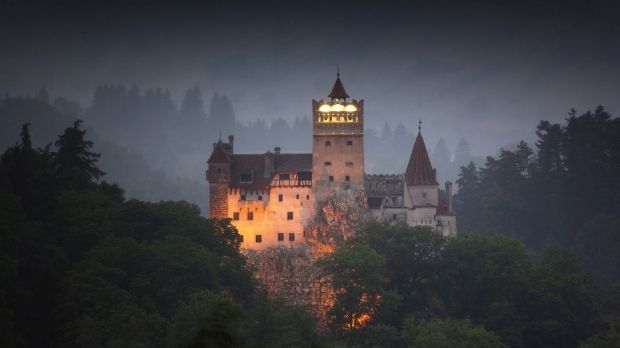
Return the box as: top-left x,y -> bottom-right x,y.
229,153 -> 312,189
275,154 -> 312,172
207,141 -> 231,163
405,132 -> 438,186
328,76 -> 350,99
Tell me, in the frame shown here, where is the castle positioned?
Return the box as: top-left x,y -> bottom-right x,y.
206,74 -> 456,249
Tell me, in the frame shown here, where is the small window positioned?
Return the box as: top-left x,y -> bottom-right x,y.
324,161 -> 332,166
306,195 -> 310,200
392,214 -> 397,221
287,212 -> 293,220
247,212 -> 254,220
296,194 -> 300,199
278,233 -> 284,241
345,175 -> 350,182
422,192 -> 427,198
255,235 -> 262,243
346,140 -> 353,146
329,176 -> 334,182
289,233 -> 295,241
240,195 -> 246,201
233,212 -> 239,220
345,161 -> 353,167
258,195 -> 263,201
217,168 -> 222,174
279,173 -> 290,180
325,140 -> 331,146
240,173 -> 253,183
278,194 -> 283,202
240,235 -> 244,242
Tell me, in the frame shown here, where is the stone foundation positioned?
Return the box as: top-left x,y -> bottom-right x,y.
244,245 -> 335,329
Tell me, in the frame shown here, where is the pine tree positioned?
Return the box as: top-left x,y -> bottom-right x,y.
53,120 -> 104,188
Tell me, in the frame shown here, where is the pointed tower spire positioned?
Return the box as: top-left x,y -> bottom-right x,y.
405,130 -> 438,186
328,69 -> 350,100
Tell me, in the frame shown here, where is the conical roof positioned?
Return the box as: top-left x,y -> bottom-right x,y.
328,75 -> 350,99
207,141 -> 231,163
405,132 -> 438,185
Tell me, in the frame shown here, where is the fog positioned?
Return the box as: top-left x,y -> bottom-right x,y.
1,0 -> 619,212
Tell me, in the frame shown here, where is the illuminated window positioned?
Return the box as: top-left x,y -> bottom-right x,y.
255,235 -> 262,243
278,233 -> 284,241
287,212 -> 293,220
233,212 -> 239,220
247,212 -> 253,220
279,194 -> 283,202
289,233 -> 295,241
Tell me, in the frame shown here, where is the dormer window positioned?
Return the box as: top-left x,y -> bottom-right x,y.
240,172 -> 253,184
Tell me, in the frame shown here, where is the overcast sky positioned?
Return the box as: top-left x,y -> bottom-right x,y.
2,0 -> 619,155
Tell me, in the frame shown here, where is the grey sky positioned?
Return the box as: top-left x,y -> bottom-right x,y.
2,0 -> 619,155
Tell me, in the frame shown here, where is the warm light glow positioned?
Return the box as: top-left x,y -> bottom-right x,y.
319,104 -> 331,112
344,104 -> 357,112
331,103 -> 344,112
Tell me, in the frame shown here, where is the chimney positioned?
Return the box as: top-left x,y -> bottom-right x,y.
264,151 -> 274,177
445,181 -> 453,212
274,146 -> 281,155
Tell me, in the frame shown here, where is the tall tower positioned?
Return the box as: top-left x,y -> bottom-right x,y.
312,73 -> 365,203
206,138 -> 233,218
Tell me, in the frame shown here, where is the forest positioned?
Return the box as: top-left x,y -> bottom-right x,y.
0,91 -> 619,347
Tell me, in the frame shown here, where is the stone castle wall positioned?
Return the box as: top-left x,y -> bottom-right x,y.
209,184 -> 229,218
244,245 -> 335,329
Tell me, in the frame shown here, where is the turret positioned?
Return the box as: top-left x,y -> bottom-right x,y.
207,139 -> 232,218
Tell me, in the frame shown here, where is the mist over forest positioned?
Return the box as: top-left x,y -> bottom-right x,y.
2,0 -> 620,347
0,85 -> 481,214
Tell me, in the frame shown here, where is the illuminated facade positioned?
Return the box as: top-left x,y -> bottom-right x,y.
206,74 -> 456,249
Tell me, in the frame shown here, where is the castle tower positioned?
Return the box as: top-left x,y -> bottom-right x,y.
312,73 -> 365,202
403,125 -> 440,225
206,138 -> 232,218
